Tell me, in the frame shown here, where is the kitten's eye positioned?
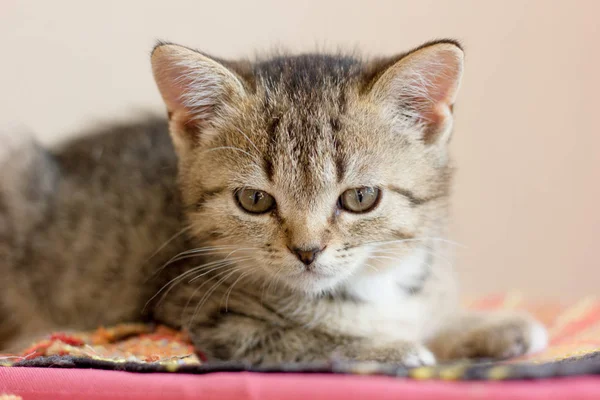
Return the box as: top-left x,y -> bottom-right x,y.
338,187 -> 381,213
235,188 -> 276,214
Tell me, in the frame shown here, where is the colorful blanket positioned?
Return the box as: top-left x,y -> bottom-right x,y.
2,294 -> 600,380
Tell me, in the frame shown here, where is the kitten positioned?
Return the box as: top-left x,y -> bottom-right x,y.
0,39 -> 547,365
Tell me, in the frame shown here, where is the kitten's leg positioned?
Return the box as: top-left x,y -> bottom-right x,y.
427,311 -> 548,361
152,269 -> 435,366
187,309 -> 435,366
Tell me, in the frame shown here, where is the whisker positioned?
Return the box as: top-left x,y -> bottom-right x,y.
170,245 -> 240,260
420,248 -> 453,267
144,256 -> 248,310
224,247 -> 259,260
261,265 -> 287,303
152,246 -> 240,276
268,266 -> 286,294
144,226 -> 192,265
364,263 -> 380,272
366,237 -> 467,248
223,267 -> 259,311
371,247 -> 453,268
187,257 -> 253,283
147,261 -> 233,311
368,255 -> 399,261
181,265 -> 243,325
233,126 -> 261,155
188,269 -> 239,329
202,146 -> 256,160
151,253 -> 227,282
180,268 -> 226,317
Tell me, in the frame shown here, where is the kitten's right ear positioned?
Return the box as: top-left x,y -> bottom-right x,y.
151,43 -> 246,150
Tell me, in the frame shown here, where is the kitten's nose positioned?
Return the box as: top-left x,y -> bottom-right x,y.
290,246 -> 324,266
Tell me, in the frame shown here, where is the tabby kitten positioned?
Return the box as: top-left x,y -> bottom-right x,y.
0,39 -> 547,365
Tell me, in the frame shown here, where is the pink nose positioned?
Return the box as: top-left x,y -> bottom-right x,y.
289,246 -> 324,265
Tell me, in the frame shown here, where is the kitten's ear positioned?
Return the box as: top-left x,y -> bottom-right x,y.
151,43 -> 246,150
367,40 -> 464,144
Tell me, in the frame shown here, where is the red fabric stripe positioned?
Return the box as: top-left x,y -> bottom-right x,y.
551,304 -> 600,345
2,368 -> 600,400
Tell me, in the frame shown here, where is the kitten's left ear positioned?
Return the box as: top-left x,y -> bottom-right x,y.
367,40 -> 464,144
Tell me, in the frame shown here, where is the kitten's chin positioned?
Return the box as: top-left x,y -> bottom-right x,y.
283,278 -> 342,296
278,269 -> 349,296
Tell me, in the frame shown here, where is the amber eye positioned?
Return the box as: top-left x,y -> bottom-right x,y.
235,188 -> 276,214
338,187 -> 381,213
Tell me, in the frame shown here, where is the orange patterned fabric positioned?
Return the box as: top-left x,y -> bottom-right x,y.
1,324 -> 200,367
2,295 -> 599,368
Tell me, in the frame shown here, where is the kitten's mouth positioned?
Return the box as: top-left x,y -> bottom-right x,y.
292,264 -> 335,277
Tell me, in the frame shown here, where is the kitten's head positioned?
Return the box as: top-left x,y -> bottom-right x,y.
151,40 -> 463,295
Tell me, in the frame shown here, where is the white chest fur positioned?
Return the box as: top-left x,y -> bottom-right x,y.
306,247 -> 457,343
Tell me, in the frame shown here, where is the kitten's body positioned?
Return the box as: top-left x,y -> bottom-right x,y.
0,40 -> 547,364
0,119 -> 186,349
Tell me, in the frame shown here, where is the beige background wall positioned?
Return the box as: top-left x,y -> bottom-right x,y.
2,0 -> 599,299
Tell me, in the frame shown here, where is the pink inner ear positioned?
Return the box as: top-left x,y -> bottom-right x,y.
153,58 -> 197,127
152,47 -> 227,131
416,72 -> 453,142
401,49 -> 462,143
152,45 -> 248,151
425,51 -> 461,106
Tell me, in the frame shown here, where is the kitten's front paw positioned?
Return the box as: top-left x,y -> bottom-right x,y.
446,314 -> 548,360
395,344 -> 436,367
339,342 -> 436,367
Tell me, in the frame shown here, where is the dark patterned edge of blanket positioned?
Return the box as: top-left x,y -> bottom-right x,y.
7,351 -> 600,381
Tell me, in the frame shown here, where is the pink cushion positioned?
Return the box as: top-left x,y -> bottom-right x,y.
1,368 -> 600,400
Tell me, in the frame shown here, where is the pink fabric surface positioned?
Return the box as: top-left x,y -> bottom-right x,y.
1,368 -> 600,400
